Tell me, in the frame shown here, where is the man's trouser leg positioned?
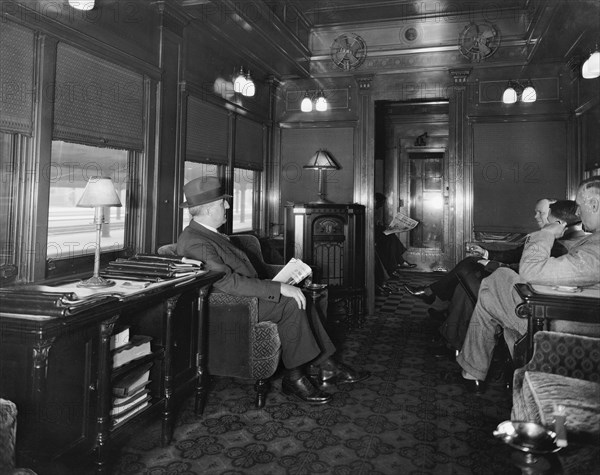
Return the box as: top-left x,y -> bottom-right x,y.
259,296 -> 335,369
456,268 -> 527,381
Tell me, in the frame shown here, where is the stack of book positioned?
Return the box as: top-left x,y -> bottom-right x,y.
111,327 -> 153,369
101,254 -> 204,281
111,361 -> 153,427
0,288 -> 118,317
110,326 -> 154,427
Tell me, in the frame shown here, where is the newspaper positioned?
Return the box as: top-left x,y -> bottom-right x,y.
383,213 -> 419,235
272,258 -> 312,285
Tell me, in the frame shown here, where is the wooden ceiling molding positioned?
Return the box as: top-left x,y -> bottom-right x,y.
174,0 -> 599,81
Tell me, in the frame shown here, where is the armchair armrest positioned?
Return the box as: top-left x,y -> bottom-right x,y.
206,293 -> 281,380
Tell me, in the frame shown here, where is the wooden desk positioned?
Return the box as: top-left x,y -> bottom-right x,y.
0,271 -> 223,474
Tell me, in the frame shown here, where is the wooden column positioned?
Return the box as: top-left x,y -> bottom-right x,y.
448,69 -> 471,263
354,75 -> 375,315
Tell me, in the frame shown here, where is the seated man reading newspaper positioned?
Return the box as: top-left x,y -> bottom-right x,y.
176,177 -> 370,405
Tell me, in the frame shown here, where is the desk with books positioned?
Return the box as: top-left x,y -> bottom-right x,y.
0,270 -> 223,474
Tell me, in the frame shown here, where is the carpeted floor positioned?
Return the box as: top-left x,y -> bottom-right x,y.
111,271 -> 526,475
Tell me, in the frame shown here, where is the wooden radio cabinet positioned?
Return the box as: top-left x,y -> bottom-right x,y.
284,203 -> 366,326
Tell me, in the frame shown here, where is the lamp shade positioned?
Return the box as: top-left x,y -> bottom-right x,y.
315,93 -> 328,112
68,0 -> 95,10
521,85 -> 537,102
300,93 -> 313,112
233,68 -> 247,93
582,50 -> 600,79
242,73 -> 255,97
303,150 -> 340,170
77,177 -> 122,207
502,86 -> 518,104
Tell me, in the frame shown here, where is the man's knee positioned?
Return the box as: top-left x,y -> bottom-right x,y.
481,267 -> 520,293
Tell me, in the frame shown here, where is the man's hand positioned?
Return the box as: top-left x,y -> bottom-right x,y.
466,243 -> 487,257
280,283 -> 306,310
543,221 -> 567,239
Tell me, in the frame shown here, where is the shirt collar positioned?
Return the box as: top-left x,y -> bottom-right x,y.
197,222 -> 219,234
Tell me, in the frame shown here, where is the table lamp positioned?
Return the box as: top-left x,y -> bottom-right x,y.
76,177 -> 122,288
303,149 -> 341,203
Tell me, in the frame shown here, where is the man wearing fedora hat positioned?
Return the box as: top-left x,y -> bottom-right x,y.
176,177 -> 369,404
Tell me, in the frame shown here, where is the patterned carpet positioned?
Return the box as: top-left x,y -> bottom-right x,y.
110,271 -> 526,475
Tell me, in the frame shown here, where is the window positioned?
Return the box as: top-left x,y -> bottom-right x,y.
47,141 -> 130,259
232,167 -> 259,233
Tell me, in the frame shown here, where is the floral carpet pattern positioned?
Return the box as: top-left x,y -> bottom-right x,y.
112,273 -> 523,475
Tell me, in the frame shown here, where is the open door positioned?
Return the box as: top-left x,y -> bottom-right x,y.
399,145 -> 451,271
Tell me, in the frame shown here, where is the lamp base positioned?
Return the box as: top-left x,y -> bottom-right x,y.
77,275 -> 116,288
308,193 -> 335,204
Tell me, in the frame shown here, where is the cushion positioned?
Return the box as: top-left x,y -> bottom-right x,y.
522,371 -> 600,437
0,398 -> 17,473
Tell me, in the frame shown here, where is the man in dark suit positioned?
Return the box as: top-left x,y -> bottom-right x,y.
176,177 -> 369,405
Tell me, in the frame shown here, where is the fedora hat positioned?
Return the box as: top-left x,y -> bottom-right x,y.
179,177 -> 232,208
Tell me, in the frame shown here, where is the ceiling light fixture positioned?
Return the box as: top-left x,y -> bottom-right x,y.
502,80 -> 536,104
300,90 -> 328,113
232,67 -> 255,97
582,48 -> 600,79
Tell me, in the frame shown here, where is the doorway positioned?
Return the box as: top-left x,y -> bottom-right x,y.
375,101 -> 451,272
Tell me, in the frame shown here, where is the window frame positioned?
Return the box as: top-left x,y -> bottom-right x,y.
45,146 -> 143,279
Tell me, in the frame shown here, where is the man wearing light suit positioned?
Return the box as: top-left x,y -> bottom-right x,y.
176,177 -> 369,405
457,176 -> 600,393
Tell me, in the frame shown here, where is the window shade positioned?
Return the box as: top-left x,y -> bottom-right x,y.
53,43 -> 144,150
235,116 -> 264,170
186,96 -> 229,165
0,21 -> 34,134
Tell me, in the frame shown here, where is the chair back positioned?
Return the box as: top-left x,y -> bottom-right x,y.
230,234 -> 271,279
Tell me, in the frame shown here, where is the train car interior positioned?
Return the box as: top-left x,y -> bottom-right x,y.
1,0 -> 599,473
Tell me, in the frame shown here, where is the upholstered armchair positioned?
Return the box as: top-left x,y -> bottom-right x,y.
0,399 -> 37,475
157,234 -> 285,409
511,331 -> 600,441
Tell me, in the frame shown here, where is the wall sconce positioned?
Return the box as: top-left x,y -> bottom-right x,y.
582,47 -> 600,79
67,0 -> 95,10
300,90 -> 328,112
76,177 -> 122,288
233,67 -> 255,97
303,149 -> 340,203
502,80 -> 536,104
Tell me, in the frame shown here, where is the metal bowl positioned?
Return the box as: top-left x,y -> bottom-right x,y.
304,283 -> 327,291
493,421 -> 562,455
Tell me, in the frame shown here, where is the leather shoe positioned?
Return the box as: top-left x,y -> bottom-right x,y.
319,361 -> 370,385
397,261 -> 417,269
403,284 -> 435,305
463,378 -> 486,395
282,376 -> 331,404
